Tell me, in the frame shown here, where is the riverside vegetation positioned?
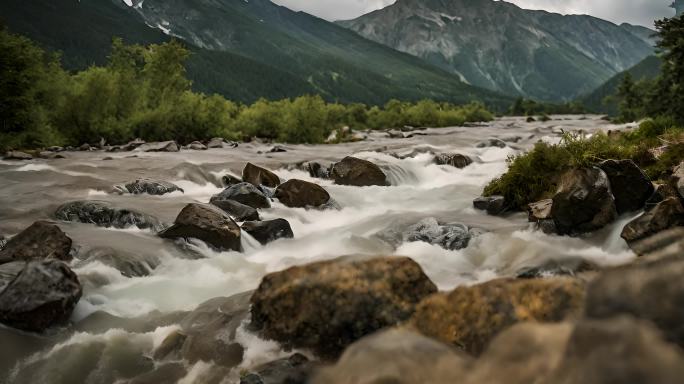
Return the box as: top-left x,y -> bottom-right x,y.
0,26 -> 493,152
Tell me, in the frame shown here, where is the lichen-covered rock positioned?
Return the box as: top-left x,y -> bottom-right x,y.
210,198 -> 260,222
242,219 -> 294,245
312,328 -> 470,384
598,159 -> 653,213
242,163 -> 281,188
551,168 -> 617,235
120,179 -> 184,196
0,260 -> 82,332
621,197 -> 684,244
55,201 -> 163,231
331,156 -> 389,187
434,154 -> 472,169
250,256 -> 437,358
275,179 -> 331,208
409,277 -> 585,355
159,203 -> 242,252
0,222 -> 72,265
211,183 -> 270,209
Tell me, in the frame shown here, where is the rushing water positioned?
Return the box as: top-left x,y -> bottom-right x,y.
0,116 -> 637,383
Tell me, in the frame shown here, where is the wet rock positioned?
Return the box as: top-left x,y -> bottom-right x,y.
250,256 -> 437,358
516,258 -> 597,279
242,219 -> 294,245
527,199 -> 556,234
159,203 -> 242,252
210,198 -> 260,222
671,161 -> 684,198
331,156 -> 389,187
76,247 -> 160,278
0,221 -> 72,265
241,353 -> 316,384
305,161 -> 332,179
135,141 -> 179,153
473,195 -> 506,215
269,145 -> 287,153
645,183 -> 679,210
585,255 -> 684,347
402,218 -> 475,251
433,153 -> 472,169
545,317 -> 684,384
526,116 -> 536,123
207,137 -> 225,149
312,328 -> 470,384
0,236 -> 5,250
551,168 -> 617,235
46,146 -> 65,152
187,141 -> 207,150
409,277 -> 585,355
621,197 -> 684,245
243,163 -> 281,188
476,138 -> 507,148
128,363 -> 187,384
598,159 -> 654,213
79,143 -> 92,151
628,227 -> 684,257
153,330 -> 187,361
211,182 -> 271,209
222,173 -> 243,187
55,201 -> 163,231
0,260 -> 82,332
38,151 -> 64,159
120,178 -> 184,196
275,179 -> 331,208
4,151 -> 32,160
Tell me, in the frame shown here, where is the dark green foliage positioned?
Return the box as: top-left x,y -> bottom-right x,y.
508,98 -> 585,116
650,16 -> 684,124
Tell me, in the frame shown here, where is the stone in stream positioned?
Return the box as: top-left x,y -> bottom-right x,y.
250,256 -> 437,358
598,159 -> 654,214
55,200 -> 164,231
186,141 -> 207,150
135,141 -> 180,153
621,197 -> 684,245
527,199 -> 556,233
4,151 -> 32,160
118,178 -> 184,196
475,138 -> 507,148
211,182 -> 271,209
159,203 -> 242,252
275,179 -> 331,208
0,221 -> 72,265
241,353 -> 316,384
311,328 -> 470,384
242,219 -> 294,245
222,174 -> 243,187
400,217 -> 475,251
551,168 -> 617,235
516,257 -> 598,279
670,161 -> 684,198
409,277 -> 585,355
627,227 -> 684,257
210,198 -> 260,222
207,137 -> 225,149
473,195 -> 506,215
305,161 -> 332,179
645,183 -> 679,210
75,247 -> 160,278
242,163 -> 281,188
0,260 -> 82,332
433,153 -> 472,169
331,156 -> 389,187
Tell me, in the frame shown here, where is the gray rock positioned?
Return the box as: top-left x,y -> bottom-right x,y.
645,183 -> 679,210
211,183 -> 271,209
551,168 -> 617,235
402,217 -> 475,250
473,195 -> 506,215
516,258 -> 597,279
476,138 -> 507,148
331,156 -> 389,187
159,203 -> 242,252
598,159 -> 654,213
305,161 -> 332,179
671,161 -> 684,198
211,198 -> 260,221
628,227 -> 684,257
135,141 -> 179,153
0,221 -> 72,265
76,247 -> 160,278
241,353 -> 315,384
4,151 -> 32,160
0,260 -> 82,332
527,199 -> 556,234
121,179 -> 184,196
269,145 -> 287,153
222,174 -> 243,187
55,201 -> 163,231
621,197 -> 684,245
242,219 -> 294,245
186,141 -> 207,150
207,137 -> 225,148
434,153 -> 472,168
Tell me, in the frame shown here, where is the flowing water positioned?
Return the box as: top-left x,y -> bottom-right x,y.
0,116 -> 637,383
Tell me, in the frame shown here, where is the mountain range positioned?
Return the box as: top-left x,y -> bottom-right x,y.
338,0 -> 656,101
0,0 -> 658,106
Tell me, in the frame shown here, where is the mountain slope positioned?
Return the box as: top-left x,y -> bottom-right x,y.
580,55 -> 662,114
0,0 -> 511,107
337,0 -> 655,101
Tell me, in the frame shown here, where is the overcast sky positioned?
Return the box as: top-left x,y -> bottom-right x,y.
272,0 -> 674,27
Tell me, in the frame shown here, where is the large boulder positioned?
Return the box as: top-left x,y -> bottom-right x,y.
159,203 -> 242,252
135,141 -> 179,152
621,197 -> 684,245
0,221 -> 72,265
551,168 -> 617,235
242,219 -> 294,245
409,277 -> 585,355
250,256 -> 437,358
242,163 -> 281,188
55,201 -> 163,231
598,159 -> 654,213
275,179 -> 331,208
118,179 -> 184,196
585,255 -> 684,347
211,183 -> 270,209
0,260 -> 82,332
434,153 -> 472,169
210,198 -> 260,222
331,156 -> 389,187
312,328 -> 470,384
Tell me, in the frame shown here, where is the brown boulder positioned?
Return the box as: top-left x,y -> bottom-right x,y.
621,197 -> 684,244
242,163 -> 280,188
250,256 -> 437,358
0,222 -> 72,265
275,179 -> 331,208
331,156 -> 389,187
598,159 -> 654,213
159,203 -> 242,252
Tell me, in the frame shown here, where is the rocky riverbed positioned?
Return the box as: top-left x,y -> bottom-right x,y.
3,115 -> 682,384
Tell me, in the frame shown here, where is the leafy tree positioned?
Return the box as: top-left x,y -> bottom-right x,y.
615,73 -> 641,123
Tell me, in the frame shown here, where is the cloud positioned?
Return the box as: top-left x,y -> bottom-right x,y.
272,0 -> 674,27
